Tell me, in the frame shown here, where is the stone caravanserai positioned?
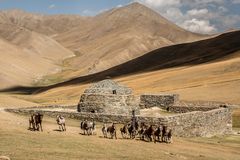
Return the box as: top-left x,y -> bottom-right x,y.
5,79 -> 233,137
76,79 -> 232,137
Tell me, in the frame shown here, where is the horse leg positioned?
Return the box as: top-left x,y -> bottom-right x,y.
29,121 -> 31,130
59,124 -> 62,131
40,123 -> 43,132
87,129 -> 90,136
153,135 -> 156,143
61,125 -> 64,132
115,131 -> 117,139
149,135 -> 152,142
121,131 -> 124,139
63,124 -> 66,131
36,123 -> 39,131
105,131 -> 107,138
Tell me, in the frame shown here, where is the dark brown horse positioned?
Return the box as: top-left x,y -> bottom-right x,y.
166,129 -> 173,143
128,121 -> 139,139
107,123 -> 117,139
120,123 -> 128,139
35,113 -> 43,132
29,113 -> 36,130
162,126 -> 168,142
153,126 -> 161,143
143,125 -> 154,142
29,113 -> 43,131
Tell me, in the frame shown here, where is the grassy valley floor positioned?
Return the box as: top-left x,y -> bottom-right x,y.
0,110 -> 239,160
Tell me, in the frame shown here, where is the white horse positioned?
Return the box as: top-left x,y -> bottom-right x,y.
56,115 -> 66,132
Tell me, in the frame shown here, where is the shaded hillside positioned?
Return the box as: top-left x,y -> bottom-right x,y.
2,30 -> 239,94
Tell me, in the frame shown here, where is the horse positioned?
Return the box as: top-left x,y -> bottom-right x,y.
102,123 -> 108,138
153,126 -> 161,143
81,119 -> 95,136
143,125 -> 154,142
137,122 -> 147,140
34,113 -> 43,132
56,115 -> 66,132
162,126 -> 168,142
29,113 -> 36,131
166,129 -> 173,143
127,121 -> 139,139
107,123 -> 117,139
120,123 -> 128,139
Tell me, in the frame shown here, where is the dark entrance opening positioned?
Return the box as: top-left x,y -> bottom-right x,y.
113,90 -> 117,95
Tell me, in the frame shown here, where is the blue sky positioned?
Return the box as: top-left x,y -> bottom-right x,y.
0,0 -> 131,15
0,0 -> 239,34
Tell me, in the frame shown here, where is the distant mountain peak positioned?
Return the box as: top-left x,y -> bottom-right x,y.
125,2 -> 148,8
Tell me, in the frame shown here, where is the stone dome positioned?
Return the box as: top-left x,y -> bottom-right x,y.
84,79 -> 132,95
77,79 -> 139,115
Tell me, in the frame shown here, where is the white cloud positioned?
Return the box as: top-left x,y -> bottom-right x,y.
48,4 -> 56,9
133,0 -> 240,34
232,0 -> 240,4
218,6 -> 228,12
163,7 -> 184,22
116,4 -> 123,8
181,18 -> 217,34
187,9 -> 209,17
134,0 -> 181,8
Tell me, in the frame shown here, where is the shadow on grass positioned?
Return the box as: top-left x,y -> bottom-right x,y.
53,129 -> 63,132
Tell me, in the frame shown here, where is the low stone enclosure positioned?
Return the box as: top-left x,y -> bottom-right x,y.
4,79 -> 235,137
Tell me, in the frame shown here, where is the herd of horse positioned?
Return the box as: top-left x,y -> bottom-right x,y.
28,113 -> 172,143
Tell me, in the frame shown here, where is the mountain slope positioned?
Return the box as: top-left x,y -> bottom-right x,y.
27,30 -> 240,104
0,21 -> 75,89
44,30 -> 240,87
53,2 -> 207,77
0,9 -> 87,36
0,3 -> 207,85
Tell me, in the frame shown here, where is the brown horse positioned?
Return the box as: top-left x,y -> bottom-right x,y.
143,125 -> 154,142
153,126 -> 161,143
102,123 -> 108,138
138,122 -> 147,140
29,113 -> 36,131
120,123 -> 128,139
107,123 -> 117,139
162,125 -> 174,143
166,129 -> 173,143
35,113 -> 43,132
29,113 -> 43,131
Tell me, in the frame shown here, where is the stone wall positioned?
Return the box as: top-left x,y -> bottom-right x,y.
78,94 -> 139,115
5,108 -> 132,124
166,108 -> 232,137
139,94 -> 179,109
168,105 -> 220,113
5,106 -> 232,137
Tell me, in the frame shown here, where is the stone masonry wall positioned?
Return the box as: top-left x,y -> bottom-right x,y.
168,105 -> 220,113
166,108 -> 232,137
139,94 -> 179,109
78,94 -> 139,115
5,107 -> 232,137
